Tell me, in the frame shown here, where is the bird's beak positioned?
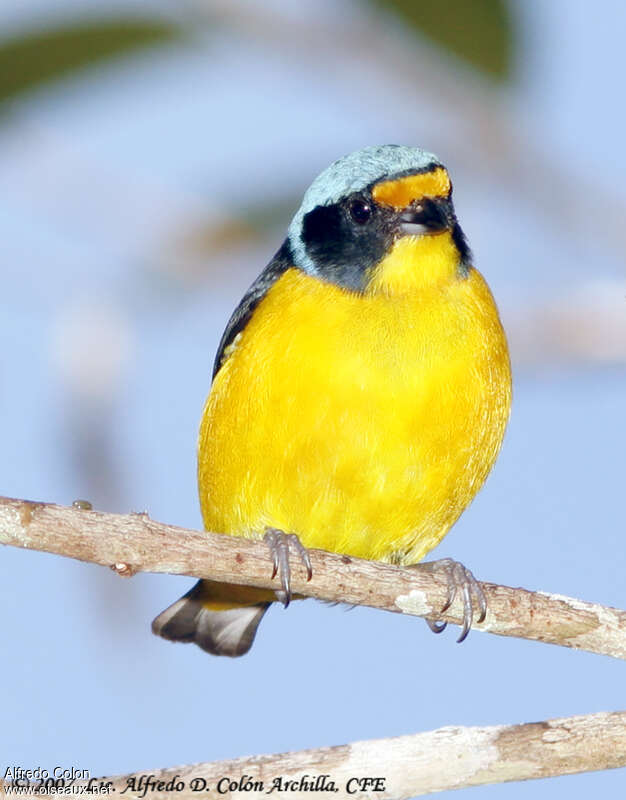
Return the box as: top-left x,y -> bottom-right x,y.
399,197 -> 452,236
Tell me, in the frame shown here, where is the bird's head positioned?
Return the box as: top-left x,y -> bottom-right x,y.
287,145 -> 471,295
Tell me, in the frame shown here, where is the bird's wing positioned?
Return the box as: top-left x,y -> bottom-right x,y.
212,240 -> 293,378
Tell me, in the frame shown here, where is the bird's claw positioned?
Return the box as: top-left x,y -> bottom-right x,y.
417,557 -> 487,643
263,528 -> 312,608
425,618 -> 447,635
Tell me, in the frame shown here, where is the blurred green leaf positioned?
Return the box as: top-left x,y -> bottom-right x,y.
369,0 -> 513,81
0,18 -> 184,104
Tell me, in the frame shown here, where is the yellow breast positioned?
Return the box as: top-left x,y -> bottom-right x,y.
198,234 -> 511,565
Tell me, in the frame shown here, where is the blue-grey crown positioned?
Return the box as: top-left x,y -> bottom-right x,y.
288,145 -> 441,273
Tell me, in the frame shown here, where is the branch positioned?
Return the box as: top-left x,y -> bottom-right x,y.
1,495 -> 625,660
8,711 -> 626,798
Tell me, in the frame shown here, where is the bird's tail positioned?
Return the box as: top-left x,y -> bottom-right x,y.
152,579 -> 273,657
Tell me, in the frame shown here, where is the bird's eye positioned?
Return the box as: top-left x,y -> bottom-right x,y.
349,199 -> 372,224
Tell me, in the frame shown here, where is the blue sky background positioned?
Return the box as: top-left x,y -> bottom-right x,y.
1,1 -> 625,797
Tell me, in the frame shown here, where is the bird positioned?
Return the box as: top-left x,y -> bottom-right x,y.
152,144 -> 512,657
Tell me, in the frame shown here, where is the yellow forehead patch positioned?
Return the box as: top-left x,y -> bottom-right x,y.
372,167 -> 451,209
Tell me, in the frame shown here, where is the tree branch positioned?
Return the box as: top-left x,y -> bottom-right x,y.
7,711 -> 626,798
1,495 -> 625,660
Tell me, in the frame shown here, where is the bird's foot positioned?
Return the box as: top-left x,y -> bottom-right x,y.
263,528 -> 313,608
412,558 -> 487,643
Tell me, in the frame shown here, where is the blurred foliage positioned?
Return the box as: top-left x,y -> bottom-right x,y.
177,198 -> 297,262
0,18 -> 184,104
369,0 -> 513,81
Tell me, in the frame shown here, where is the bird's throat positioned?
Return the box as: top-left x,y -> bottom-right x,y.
365,232 -> 463,296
